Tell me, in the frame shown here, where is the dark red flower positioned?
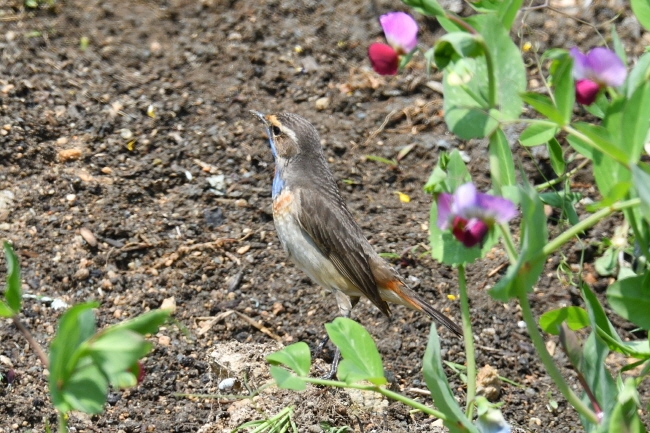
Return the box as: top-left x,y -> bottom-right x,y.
368,43 -> 399,75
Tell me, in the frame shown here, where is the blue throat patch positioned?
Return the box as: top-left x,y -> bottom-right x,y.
272,169 -> 284,198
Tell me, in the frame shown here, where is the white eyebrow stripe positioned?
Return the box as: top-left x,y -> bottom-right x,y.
282,125 -> 297,143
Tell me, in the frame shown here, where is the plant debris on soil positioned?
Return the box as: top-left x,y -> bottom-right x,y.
1,0 -> 649,432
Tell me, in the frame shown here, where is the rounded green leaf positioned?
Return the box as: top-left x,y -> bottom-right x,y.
607,273 -> 650,330
539,307 -> 589,335
519,123 -> 558,147
325,318 -> 386,385
266,342 -> 311,377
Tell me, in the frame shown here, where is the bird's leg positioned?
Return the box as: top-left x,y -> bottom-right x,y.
319,295 -> 359,380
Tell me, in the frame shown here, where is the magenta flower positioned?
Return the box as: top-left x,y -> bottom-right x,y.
569,47 -> 627,105
437,183 -> 517,248
368,12 -> 418,76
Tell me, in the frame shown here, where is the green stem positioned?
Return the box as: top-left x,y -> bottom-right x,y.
538,198 -> 640,260
57,412 -> 67,432
535,159 -> 590,191
516,289 -> 599,424
563,125 -> 629,168
444,13 -> 497,108
498,224 -> 518,263
457,264 -> 476,419
302,377 -> 447,420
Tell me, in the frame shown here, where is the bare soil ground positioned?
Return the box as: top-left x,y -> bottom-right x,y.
0,0 -> 648,432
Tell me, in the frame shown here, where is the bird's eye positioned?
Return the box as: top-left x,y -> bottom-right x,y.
272,126 -> 282,136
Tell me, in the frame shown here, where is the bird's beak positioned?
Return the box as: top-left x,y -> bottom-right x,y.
249,110 -> 268,125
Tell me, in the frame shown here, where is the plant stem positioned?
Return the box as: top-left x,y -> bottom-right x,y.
457,264 -> 476,419
444,13 -> 497,108
302,377 -> 448,420
57,412 -> 67,433
535,159 -> 590,191
563,125 -> 629,167
498,224 -> 518,263
12,316 -> 49,368
538,198 -> 640,260
516,289 -> 599,424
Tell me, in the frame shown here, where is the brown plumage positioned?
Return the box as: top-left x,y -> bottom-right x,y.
251,111 -> 462,338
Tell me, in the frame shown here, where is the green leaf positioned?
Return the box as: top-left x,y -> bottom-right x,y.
489,129 -> 516,194
539,190 -> 581,225
547,137 -> 566,176
3,241 -> 21,313
607,272 -> 650,330
521,92 -> 565,125
49,303 -> 98,412
422,324 -> 478,433
89,329 -> 151,387
579,333 -> 617,429
539,307 -> 589,335
519,122 -> 558,147
631,0 -> 650,32
0,299 -> 13,318
60,359 -> 108,414
401,0 -> 445,17
433,33 -> 483,69
269,365 -> 307,391
622,81 -> 650,164
325,317 -> 386,385
572,122 -> 629,166
551,54 -> 575,125
632,164 -> 650,225
364,155 -> 397,166
490,184 -> 547,301
497,0 -> 524,29
625,52 -> 650,98
444,14 -> 526,139
108,309 -> 171,336
266,342 -> 311,377
584,92 -> 609,119
566,133 -> 595,160
609,378 -> 646,433
595,247 -> 617,276
610,25 -> 627,65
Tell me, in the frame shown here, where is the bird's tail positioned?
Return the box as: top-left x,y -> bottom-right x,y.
382,280 -> 463,338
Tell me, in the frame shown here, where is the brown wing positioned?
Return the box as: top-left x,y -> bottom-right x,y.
296,187 -> 391,316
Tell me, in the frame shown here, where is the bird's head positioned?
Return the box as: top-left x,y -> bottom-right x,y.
250,111 -> 321,161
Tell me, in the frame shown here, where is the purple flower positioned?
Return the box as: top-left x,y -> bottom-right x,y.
569,47 -> 627,105
368,12 -> 418,75
437,183 -> 517,248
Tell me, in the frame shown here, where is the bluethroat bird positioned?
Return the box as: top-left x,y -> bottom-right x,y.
251,111 -> 462,375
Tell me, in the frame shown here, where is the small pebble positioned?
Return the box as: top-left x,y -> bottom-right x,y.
79,227 -> 98,247
315,97 -> 330,110
101,167 -> 113,174
58,148 -> 82,162
74,268 -> 90,280
158,335 -> 171,346
120,129 -> 133,139
237,245 -> 251,255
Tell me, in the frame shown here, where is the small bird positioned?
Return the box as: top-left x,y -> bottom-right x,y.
251,111 -> 462,374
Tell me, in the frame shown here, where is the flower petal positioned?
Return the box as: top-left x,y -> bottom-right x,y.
436,193 -> 453,229
475,193 -> 518,224
585,47 -> 627,87
452,217 -> 488,248
575,79 -> 600,105
569,47 -> 588,80
380,12 -> 418,52
452,183 -> 479,216
368,43 -> 399,75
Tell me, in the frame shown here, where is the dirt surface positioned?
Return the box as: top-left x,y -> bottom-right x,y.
0,0 -> 648,432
